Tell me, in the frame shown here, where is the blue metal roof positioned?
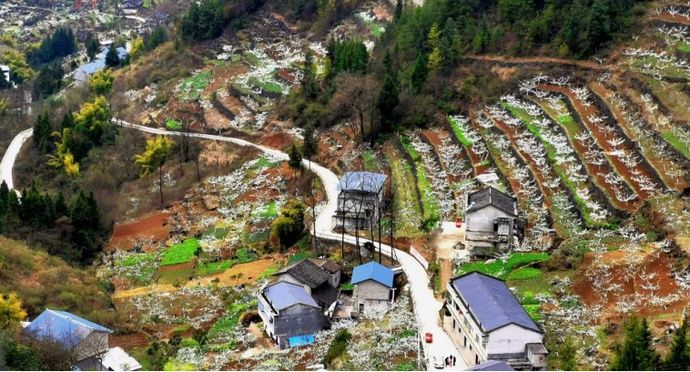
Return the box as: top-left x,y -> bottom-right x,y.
338,171 -> 387,193
451,272 -> 540,333
26,309 -> 112,347
264,282 -> 319,311
78,47 -> 128,75
351,261 -> 394,287
466,360 -> 514,371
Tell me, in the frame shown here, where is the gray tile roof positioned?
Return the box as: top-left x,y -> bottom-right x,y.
276,259 -> 330,289
338,172 -> 387,193
466,360 -> 514,371
467,187 -> 517,216
451,272 -> 540,333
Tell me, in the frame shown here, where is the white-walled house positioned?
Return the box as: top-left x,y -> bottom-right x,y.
464,187 -> 525,257
443,272 -> 547,370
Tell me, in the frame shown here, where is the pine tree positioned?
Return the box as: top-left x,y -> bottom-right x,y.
288,143 -> 303,172
0,180 -> 8,217
33,112 -> 52,153
376,51 -> 399,135
54,192 -> 68,218
105,47 -> 120,68
560,336 -> 577,370
394,0 -> 403,22
664,316 -> 690,370
302,124 -> 317,160
410,52 -> 428,93
60,112 -> 74,133
611,316 -> 661,371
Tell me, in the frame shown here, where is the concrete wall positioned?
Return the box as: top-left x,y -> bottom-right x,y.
354,279 -> 391,301
466,206 -> 510,232
76,332 -> 109,362
486,324 -> 543,355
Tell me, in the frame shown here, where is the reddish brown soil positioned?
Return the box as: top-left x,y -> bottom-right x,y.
654,12 -> 690,27
590,82 -> 689,191
486,111 -> 556,210
157,260 -> 196,273
539,84 -> 655,205
259,131 -> 294,151
109,332 -> 149,349
467,111 -> 523,197
573,250 -> 689,320
108,212 -> 170,252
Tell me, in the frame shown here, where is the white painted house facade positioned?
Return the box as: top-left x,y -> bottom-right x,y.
443,272 -> 547,370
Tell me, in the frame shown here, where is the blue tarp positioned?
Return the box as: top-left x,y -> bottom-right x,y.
288,334 -> 315,347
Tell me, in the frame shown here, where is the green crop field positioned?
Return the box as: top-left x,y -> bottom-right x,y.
161,238 -> 201,266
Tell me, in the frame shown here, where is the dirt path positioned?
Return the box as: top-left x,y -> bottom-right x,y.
466,54 -> 615,71
113,259 -> 276,300
653,12 -> 690,27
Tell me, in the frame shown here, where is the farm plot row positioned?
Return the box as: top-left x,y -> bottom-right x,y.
530,80 -> 666,203
467,111 -> 561,249
497,95 -> 619,229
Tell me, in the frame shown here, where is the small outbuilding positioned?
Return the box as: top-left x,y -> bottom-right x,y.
351,261 -> 395,318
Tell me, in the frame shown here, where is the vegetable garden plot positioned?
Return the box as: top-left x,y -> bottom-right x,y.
468,111 -> 559,249
535,82 -> 664,203
384,145 -> 424,238
590,81 -> 689,191
653,5 -> 690,27
499,95 -> 619,229
401,131 -> 455,223
485,105 -> 590,238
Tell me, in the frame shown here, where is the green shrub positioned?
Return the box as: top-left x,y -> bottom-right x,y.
269,200 -> 305,251
456,252 -> 549,280
324,329 -> 351,367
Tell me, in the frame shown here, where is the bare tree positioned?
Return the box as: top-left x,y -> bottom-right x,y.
331,74 -> 377,143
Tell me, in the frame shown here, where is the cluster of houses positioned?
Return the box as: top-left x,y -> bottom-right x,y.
258,258 -> 397,349
18,309 -> 141,371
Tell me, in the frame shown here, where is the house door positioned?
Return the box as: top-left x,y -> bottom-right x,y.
359,303 -> 364,313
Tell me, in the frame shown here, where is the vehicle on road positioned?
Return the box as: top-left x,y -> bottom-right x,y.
433,355 -> 445,369
425,332 -> 433,343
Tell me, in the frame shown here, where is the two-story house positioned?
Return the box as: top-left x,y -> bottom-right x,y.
464,187 -> 525,257
257,281 -> 330,349
351,261 -> 395,318
273,258 -> 340,309
443,272 -> 547,370
333,171 -> 387,231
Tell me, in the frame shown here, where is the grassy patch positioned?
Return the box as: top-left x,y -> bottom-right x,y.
400,135 -> 440,230
116,253 -> 158,285
165,118 -> 182,131
161,238 -> 201,266
506,267 -> 542,281
258,264 -> 280,280
157,268 -> 195,285
177,70 -> 212,101
678,42 -> 690,54
255,201 -> 279,220
456,252 -> 549,280
248,76 -> 284,95
243,52 -> 261,66
362,150 -> 379,171
661,130 -> 690,159
208,300 -> 258,340
385,147 -> 423,237
447,116 -> 473,146
288,249 -> 313,264
195,259 -> 233,276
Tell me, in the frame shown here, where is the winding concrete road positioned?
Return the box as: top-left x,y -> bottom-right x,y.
1,119 -> 464,370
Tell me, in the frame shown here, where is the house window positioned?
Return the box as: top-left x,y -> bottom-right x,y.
463,337 -> 467,347
475,334 -> 480,343
452,319 -> 456,329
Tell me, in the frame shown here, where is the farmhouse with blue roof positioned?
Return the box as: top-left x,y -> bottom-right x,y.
443,272 -> 547,370
25,309 -> 113,366
351,261 -> 395,318
74,47 -> 128,83
257,281 -> 330,349
333,171 -> 387,232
